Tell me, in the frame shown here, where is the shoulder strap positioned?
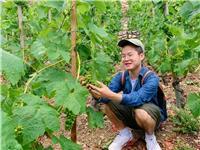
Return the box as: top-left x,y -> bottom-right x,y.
121,71 -> 125,86
121,70 -> 153,86
141,70 -> 153,85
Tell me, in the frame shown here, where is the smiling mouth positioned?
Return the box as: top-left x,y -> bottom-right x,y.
125,63 -> 132,66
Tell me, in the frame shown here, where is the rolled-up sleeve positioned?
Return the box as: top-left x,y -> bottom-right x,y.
121,73 -> 159,106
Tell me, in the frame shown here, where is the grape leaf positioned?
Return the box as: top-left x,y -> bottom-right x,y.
86,107 -> 104,128
54,78 -> 88,115
88,23 -> 108,38
1,111 -> 23,150
0,49 -> 25,85
52,135 -> 81,150
93,0 -> 106,12
187,93 -> 200,118
13,94 -> 60,145
89,51 -> 112,81
77,1 -> 90,14
34,69 -> 88,115
43,1 -> 65,10
159,57 -> 171,73
33,68 -> 68,95
30,40 -> 47,59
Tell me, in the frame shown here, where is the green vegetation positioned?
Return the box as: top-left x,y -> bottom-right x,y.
1,0 -> 200,149
128,0 -> 200,108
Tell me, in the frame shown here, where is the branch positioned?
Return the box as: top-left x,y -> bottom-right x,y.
58,12 -> 68,31
76,51 -> 80,81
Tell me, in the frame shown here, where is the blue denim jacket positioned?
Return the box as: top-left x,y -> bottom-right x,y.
99,66 -> 166,122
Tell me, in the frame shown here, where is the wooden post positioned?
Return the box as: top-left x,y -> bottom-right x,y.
17,5 -> 25,59
48,9 -> 51,23
70,0 -> 77,142
164,0 -> 169,16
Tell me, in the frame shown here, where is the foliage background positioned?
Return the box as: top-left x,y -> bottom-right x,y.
1,0 -> 200,150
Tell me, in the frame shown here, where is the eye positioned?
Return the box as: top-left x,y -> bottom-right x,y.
128,53 -> 133,57
121,55 -> 126,59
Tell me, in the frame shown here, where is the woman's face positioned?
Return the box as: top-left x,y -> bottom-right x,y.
121,45 -> 144,71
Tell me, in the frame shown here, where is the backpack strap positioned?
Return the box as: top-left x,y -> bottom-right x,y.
121,70 -> 153,86
141,70 -> 153,85
121,71 -> 125,86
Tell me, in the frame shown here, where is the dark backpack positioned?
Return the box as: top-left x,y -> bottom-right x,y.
121,70 -> 167,121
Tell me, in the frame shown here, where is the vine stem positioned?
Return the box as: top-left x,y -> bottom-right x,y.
195,64 -> 200,72
24,60 -> 64,93
76,51 -> 80,81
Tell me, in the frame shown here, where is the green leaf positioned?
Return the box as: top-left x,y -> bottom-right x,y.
47,48 -> 60,61
13,106 -> 45,145
77,44 -> 91,60
77,1 -> 90,14
88,23 -> 108,38
86,107 -> 104,128
89,52 -> 112,81
174,59 -> 192,76
0,49 -> 25,85
159,59 -> 171,73
37,105 -> 60,131
52,135 -> 81,150
93,0 -> 106,12
59,50 -> 70,63
13,94 -> 60,144
21,93 -> 46,105
1,85 -> 23,115
36,6 -> 47,19
179,1 -> 193,19
36,68 -> 68,83
64,93 -> 81,115
1,111 -> 23,150
30,40 -> 47,59
179,1 -> 200,20
33,68 -> 69,97
167,24 -> 183,37
43,1 -> 65,10
187,93 -> 200,118
35,69 -> 88,114
54,77 -> 88,115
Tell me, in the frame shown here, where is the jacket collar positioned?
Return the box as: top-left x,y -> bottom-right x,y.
139,66 -> 149,77
125,66 -> 149,81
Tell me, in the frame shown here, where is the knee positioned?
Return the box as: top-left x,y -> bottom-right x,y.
135,109 -> 149,123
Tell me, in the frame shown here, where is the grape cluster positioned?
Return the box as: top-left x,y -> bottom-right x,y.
64,109 -> 76,130
79,75 -> 99,87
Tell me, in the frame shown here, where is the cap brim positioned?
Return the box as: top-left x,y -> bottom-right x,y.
118,39 -> 136,47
